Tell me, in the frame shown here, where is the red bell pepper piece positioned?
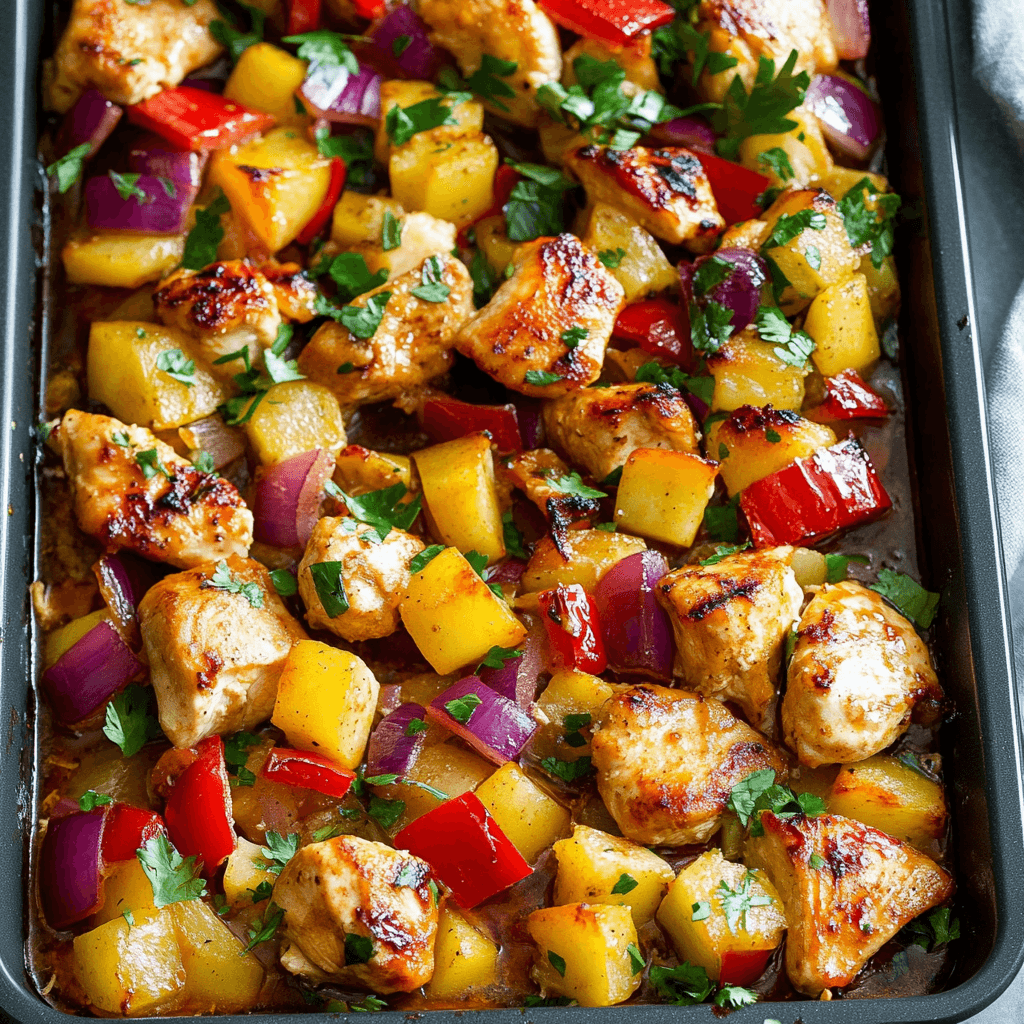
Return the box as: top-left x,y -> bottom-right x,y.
101,804 -> 165,862
165,736 -> 236,874
422,397 -> 522,452
612,298 -> 693,368
296,156 -> 346,245
539,0 -> 675,47
353,0 -> 385,16
719,948 -> 774,987
127,87 -> 276,152
740,438 -> 892,548
458,164 -> 521,245
538,584 -> 607,674
262,747 -> 356,799
287,0 -> 321,34
394,792 -> 530,908
809,369 -> 889,421
695,151 -> 771,226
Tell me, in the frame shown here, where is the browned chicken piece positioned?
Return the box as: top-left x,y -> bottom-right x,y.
45,0 -> 224,113
139,556 -> 307,749
259,261 -> 319,322
745,811 -> 954,996
274,836 -> 439,992
498,449 -> 571,513
418,0 -> 562,127
298,517 -> 425,642
299,255 -> 474,409
55,409 -> 253,570
695,0 -> 838,104
456,234 -> 625,398
543,382 -> 701,483
782,582 -> 943,767
656,546 -> 803,731
565,146 -> 725,252
591,685 -> 788,845
352,211 -> 457,282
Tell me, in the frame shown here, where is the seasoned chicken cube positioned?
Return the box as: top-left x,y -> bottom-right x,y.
498,449 -> 571,514
657,546 -> 804,730
456,234 -> 626,397
745,811 -> 954,996
46,0 -> 224,113
260,261 -> 319,323
695,0 -> 838,105
298,255 -> 474,409
418,0 -> 562,127
274,835 -> 439,992
782,582 -> 943,767
565,146 -> 725,252
591,685 -> 787,845
298,517 -> 425,642
543,382 -> 701,483
55,409 -> 253,570
154,261 -> 284,380
353,211 -> 458,283
138,556 -> 308,749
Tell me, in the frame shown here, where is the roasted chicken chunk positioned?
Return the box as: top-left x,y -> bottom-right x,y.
46,0 -> 223,112
543,382 -> 701,483
591,685 -> 788,845
657,546 -> 804,730
456,233 -> 626,397
565,145 -> 725,251
274,836 -> 439,992
782,582 -> 943,767
139,556 -> 308,749
55,409 -> 253,569
498,449 -> 572,514
299,255 -> 474,408
745,811 -> 954,995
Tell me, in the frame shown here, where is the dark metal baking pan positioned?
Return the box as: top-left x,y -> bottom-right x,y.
5,0 -> 1024,1020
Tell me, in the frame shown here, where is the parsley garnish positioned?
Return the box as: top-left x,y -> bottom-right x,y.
224,731 -> 260,781
159,176 -> 176,198
270,568 -> 298,596
717,872 -> 773,933
338,292 -> 391,339
191,451 -> 216,475
804,244 -> 822,270
504,161 -> 577,242
205,560 -> 264,608
837,177 -> 902,269
392,35 -> 412,57
634,361 -> 716,405
444,692 -> 482,724
309,561 -> 349,617
103,683 -> 161,756
282,29 -> 359,74
714,986 -> 758,1009
478,645 -> 523,671
900,907 -> 960,950
870,569 -> 939,628
754,304 -> 815,367
313,125 -> 374,185
726,770 -> 827,836
312,250 -> 389,301
725,768 -> 776,826
156,348 -> 195,387
650,961 -> 715,1005
368,795 -> 405,829
541,755 -> 594,782
524,369 -> 563,387
46,142 -> 91,193
561,325 -> 589,349
598,247 -> 626,269
337,482 -> 422,542
382,210 -> 402,251
411,255 -> 451,302
612,873 -> 638,895
108,170 -> 151,204
466,54 -> 518,112
546,470 -> 605,500
824,552 -> 869,583
385,95 -> 460,147
765,428 -> 782,443
502,509 -> 528,559
690,300 -> 734,354
627,942 -> 645,975
181,192 -> 230,271
135,448 -> 174,481
563,712 -> 591,749
78,790 -> 112,811
405,717 -> 428,736
547,950 -> 567,976
351,995 -> 388,1012
703,493 -> 740,542
137,834 -> 207,906
470,247 -> 499,308
757,147 -> 795,181
692,255 -> 735,297
211,1 -> 266,61
409,544 -> 445,574
249,880 -> 274,902
257,831 -> 300,875
762,209 -> 827,250
652,20 -> 739,85
699,541 -> 751,566
245,901 -> 285,951
345,933 -> 374,965
808,853 -> 825,870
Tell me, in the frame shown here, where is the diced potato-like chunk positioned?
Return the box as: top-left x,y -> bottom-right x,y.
859,253 -> 900,324
425,906 -> 500,1000
707,330 -> 808,411
656,849 -> 786,983
375,80 -> 484,164
413,432 -> 504,563
63,232 -> 185,289
400,547 -> 526,673
331,192 -> 407,248
223,836 -> 275,908
209,127 -> 332,252
272,641 -> 379,769
475,762 -> 571,863
708,406 -> 837,496
527,903 -> 641,1007
532,670 -> 615,762
738,109 -> 832,188
614,448 -> 717,547
335,445 -> 412,495
224,42 -> 308,126
827,755 -> 948,851
244,381 -> 346,465
553,825 -> 674,926
522,530 -> 647,594
92,858 -> 157,927
582,203 -> 678,301
803,273 -> 880,377
820,167 -> 889,199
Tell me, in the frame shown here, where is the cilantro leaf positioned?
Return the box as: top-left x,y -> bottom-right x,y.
726,769 -> 777,826
691,900 -> 711,922
699,541 -> 751,566
690,299 -> 734,354
466,53 -> 518,112
181,192 -> 230,271
546,470 -> 605,500
137,834 -> 207,906
762,209 -> 827,250
611,873 -> 638,895
504,162 -> 577,242
410,255 -> 451,302
703,494 -> 740,543
224,731 -> 261,773
478,645 -> 523,671
634,361 -> 716,405
345,933 -> 374,965
78,790 -> 113,812
692,255 -> 735,297
469,246 -> 500,308
650,961 -> 715,1005
392,35 -> 412,57
754,304 -> 815,367
270,568 -> 298,596
156,348 -> 195,387
547,950 -> 567,976
134,448 -> 174,482
626,942 -> 645,975
837,177 -> 902,269
211,2 -> 266,61
717,872 -> 773,933
309,561 -> 349,617
368,795 -> 405,829
870,568 -> 940,628
191,451 -> 217,475
444,692 -> 482,724
809,852 -> 826,869
313,250 -> 389,301
108,170 -> 150,204
206,560 -> 264,609
351,995 -> 388,1012
524,369 -> 563,386
249,880 -> 274,903
405,717 -> 428,736
714,985 -> 758,1009
385,96 -> 459,147
245,901 -> 284,951
258,831 -> 300,875
382,210 -> 402,251
313,125 -> 374,184
757,146 -> 795,181
283,30 -> 359,74
103,683 -> 162,757
900,907 -> 960,950
502,509 -> 528,559
541,755 -> 594,782
339,292 -> 391,339
46,142 -> 91,193
598,247 -> 626,268
409,545 -> 445,574
338,482 -> 422,542
824,552 -> 869,583
561,325 -> 589,349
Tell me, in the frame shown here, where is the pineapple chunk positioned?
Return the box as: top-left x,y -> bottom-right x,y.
859,253 -> 900,324
522,531 -> 647,594
475,214 -> 519,276
390,129 -> 499,227
223,836 -> 275,908
425,906 -> 500,1000
708,406 -> 837,496
271,641 -> 379,769
88,321 -> 226,431
375,80 -> 484,164
820,167 -> 889,199
827,755 -> 948,851
475,762 -> 571,863
804,272 -> 881,377
209,127 -> 332,252
738,108 -> 832,188
582,203 -> 678,302
63,232 -> 185,288
533,670 -> 615,762
331,192 -> 406,248
413,432 -> 504,563
527,903 -> 641,1007
400,547 -> 526,674
244,381 -> 347,465
92,858 -> 157,926
656,849 -> 785,984
335,445 -> 412,495
224,43 -> 308,126
539,116 -> 589,166
707,329 -> 808,411
614,448 -> 718,547
553,825 -> 674,926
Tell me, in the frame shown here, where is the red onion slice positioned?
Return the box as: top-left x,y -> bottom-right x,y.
299,61 -> 383,125
478,625 -> 544,708
84,173 -> 196,234
367,703 -> 428,777
178,414 -> 246,470
129,137 -> 208,187
825,0 -> 871,59
56,88 -> 123,159
93,553 -> 160,643
252,448 -> 335,548
681,247 -> 770,334
510,396 -> 545,449
593,550 -> 674,678
804,74 -> 881,162
426,677 -> 537,764
39,811 -> 105,929
42,621 -> 144,724
370,6 -> 442,79
649,116 -> 715,153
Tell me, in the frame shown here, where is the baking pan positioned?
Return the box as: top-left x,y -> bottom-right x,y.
6,0 -> 1024,1021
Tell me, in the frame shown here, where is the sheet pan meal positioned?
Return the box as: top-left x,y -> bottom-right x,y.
31,0 -> 959,1014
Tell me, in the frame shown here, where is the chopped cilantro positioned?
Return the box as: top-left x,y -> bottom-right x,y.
703,494 -> 740,542
258,831 -> 300,875
837,177 -> 902,269
524,369 -> 563,387
78,790 -> 112,812
762,209 -> 827,250
351,995 -> 388,1012
690,299 -> 734,354
469,247 -> 500,308
547,950 -> 567,977
502,509 -> 528,559
156,348 -> 195,387
809,853 -> 826,870
108,170 -> 151,204
135,448 -> 174,482
466,53 -> 518,112
756,146 -> 795,182
541,755 -> 594,782
546,470 -> 605,499
634,361 -> 716,406
409,544 -> 445,574
410,255 -> 451,302
692,255 -> 735,297
725,768 -> 777,826
649,961 -> 715,1005
181,192 -> 230,271
382,210 -> 402,251
282,30 -> 359,74
392,35 -> 412,57
337,482 -> 421,542
338,292 -> 391,339
824,552 -> 868,583
46,142 -> 91,193
765,428 -> 782,443
478,645 -> 523,671
717,872 -> 773,933
313,125 -> 374,184
309,561 -> 349,617
598,247 -> 626,268
714,985 -> 758,1009
804,244 -> 822,270
405,717 -> 428,737
137,834 -> 207,906
103,684 -> 162,757
504,161 -> 577,242
626,942 -> 645,975
870,568 -> 939,628
754,304 -> 815,367
269,568 -> 298,597
561,325 -> 589,349
368,795 -> 405,829
211,2 -> 266,61
691,900 -> 711,922
313,250 -> 389,301
245,901 -> 284,951
385,95 -> 459,147
612,873 -> 638,895
249,880 -> 274,903
900,907 -> 960,950
443,692 -> 482,724
699,541 -> 751,566
345,933 -> 374,965
207,560 -> 264,608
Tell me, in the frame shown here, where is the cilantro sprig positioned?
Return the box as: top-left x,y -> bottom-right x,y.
465,54 -> 518,112
103,683 -> 162,757
838,177 -> 902,269
385,96 -> 461,147
137,835 -> 207,907
283,29 -> 359,74
634,361 -> 715,406
754,304 -> 815,367
504,161 -> 577,243
309,561 -> 349,617
870,568 -> 939,628
334,482 -> 422,542
650,960 -> 758,1009
181,192 -> 230,271
726,769 -> 826,835
206,560 -> 264,609
211,1 -> 266,62
46,142 -> 91,194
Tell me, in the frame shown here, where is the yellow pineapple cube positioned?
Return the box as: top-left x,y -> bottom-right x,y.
533,670 -> 615,762
582,203 -> 678,301
707,330 -> 808,411
224,43 -> 308,127
803,272 -> 880,377
63,232 -> 185,289
425,906 -> 500,1000
245,381 -> 347,465
738,109 -> 832,188
375,80 -> 484,164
